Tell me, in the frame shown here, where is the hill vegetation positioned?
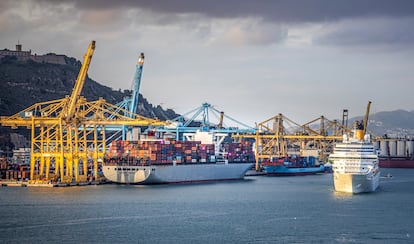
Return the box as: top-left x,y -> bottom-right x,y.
0,55 -> 179,151
0,55 -> 178,119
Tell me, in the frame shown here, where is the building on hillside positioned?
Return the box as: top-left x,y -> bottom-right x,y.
12,148 -> 31,164
10,133 -> 30,149
0,43 -> 66,65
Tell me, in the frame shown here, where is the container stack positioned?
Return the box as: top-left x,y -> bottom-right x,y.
222,141 -> 255,162
1,163 -> 30,180
0,157 -> 8,179
105,139 -> 254,166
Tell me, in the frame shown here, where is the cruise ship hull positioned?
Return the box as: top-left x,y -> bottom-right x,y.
333,171 -> 380,193
102,162 -> 254,184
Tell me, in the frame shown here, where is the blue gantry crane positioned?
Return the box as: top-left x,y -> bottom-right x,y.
106,54 -> 256,142
128,53 -> 145,118
105,53 -> 145,141
154,102 -> 256,140
123,52 -> 145,140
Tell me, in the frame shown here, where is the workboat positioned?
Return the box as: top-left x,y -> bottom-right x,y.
261,156 -> 325,176
329,122 -> 380,193
102,131 -> 254,184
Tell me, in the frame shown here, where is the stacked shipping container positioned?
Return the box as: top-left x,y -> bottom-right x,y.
0,158 -> 30,180
106,140 -> 255,166
222,141 -> 256,162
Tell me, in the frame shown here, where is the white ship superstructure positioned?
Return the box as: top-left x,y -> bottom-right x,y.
329,126 -> 380,193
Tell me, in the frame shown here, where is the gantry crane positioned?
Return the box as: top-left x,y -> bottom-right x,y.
112,53 -> 146,140
128,53 -> 145,119
155,102 -> 256,140
233,113 -> 351,171
0,41 -> 166,183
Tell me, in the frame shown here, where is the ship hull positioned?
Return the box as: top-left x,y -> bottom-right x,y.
102,162 -> 254,184
333,171 -> 380,193
263,165 -> 325,176
379,158 -> 414,168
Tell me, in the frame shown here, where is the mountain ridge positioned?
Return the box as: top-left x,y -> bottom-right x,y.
350,109 -> 414,137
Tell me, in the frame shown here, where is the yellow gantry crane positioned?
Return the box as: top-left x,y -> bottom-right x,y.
0,40 -> 166,183
234,113 -> 351,171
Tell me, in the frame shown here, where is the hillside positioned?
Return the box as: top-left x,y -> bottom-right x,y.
0,55 -> 178,120
350,110 -> 414,137
0,54 -> 179,151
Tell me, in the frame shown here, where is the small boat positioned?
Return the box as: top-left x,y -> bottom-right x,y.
261,156 -> 325,176
380,173 -> 393,179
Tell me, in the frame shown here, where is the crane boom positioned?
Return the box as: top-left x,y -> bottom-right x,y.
66,40 -> 96,121
363,101 -> 371,135
129,52 -> 144,117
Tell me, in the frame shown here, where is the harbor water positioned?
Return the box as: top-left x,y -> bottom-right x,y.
1,168 -> 413,243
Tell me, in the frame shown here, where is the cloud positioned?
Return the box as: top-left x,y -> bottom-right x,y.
221,20 -> 288,46
80,9 -> 123,27
314,17 -> 414,48
35,0 -> 414,23
6,1 -> 414,50
2,0 -> 414,125
17,0 -> 413,49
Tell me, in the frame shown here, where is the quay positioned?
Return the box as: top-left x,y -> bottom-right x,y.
1,180 -> 106,188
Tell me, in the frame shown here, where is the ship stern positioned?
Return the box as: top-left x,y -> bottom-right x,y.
102,166 -> 152,184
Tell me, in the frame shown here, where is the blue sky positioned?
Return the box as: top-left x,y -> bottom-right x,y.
1,0 -> 414,126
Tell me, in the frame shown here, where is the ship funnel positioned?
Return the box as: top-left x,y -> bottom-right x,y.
356,129 -> 364,140
355,121 -> 364,140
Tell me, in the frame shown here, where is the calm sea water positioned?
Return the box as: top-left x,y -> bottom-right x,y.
1,168 -> 413,244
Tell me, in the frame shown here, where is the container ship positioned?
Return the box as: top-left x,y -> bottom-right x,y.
375,139 -> 414,168
102,132 -> 255,184
378,157 -> 414,168
261,156 -> 325,176
329,122 -> 380,193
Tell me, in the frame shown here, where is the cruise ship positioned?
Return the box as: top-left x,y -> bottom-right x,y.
329,122 -> 380,193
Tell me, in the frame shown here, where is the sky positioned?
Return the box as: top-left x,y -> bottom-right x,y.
1,0 -> 414,127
